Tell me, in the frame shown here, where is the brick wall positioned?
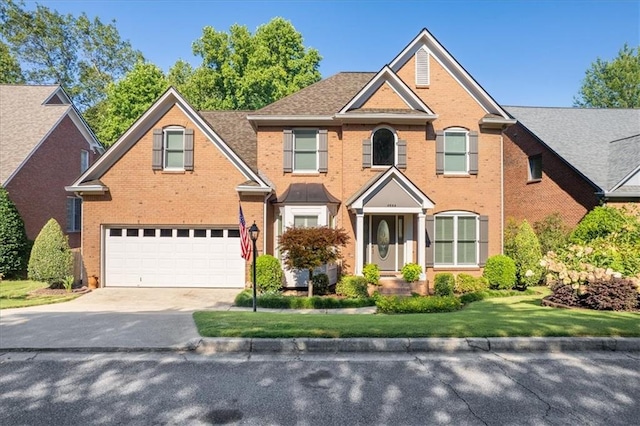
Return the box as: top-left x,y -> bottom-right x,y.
503,123 -> 599,228
5,115 -> 98,248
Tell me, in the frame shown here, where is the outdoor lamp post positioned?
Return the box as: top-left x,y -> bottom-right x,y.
249,222 -> 260,312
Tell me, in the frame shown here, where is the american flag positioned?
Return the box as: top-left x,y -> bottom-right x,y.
239,204 -> 251,260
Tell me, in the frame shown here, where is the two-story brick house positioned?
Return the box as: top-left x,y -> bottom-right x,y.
68,29 -> 517,289
1,85 -> 103,248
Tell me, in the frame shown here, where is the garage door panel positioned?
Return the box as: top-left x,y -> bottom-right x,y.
105,226 -> 245,288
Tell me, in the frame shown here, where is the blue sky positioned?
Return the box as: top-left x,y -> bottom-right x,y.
30,0 -> 639,107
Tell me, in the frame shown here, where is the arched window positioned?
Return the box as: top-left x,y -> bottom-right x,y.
372,127 -> 396,166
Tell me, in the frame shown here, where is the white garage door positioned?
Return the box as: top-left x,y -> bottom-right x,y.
104,227 -> 245,288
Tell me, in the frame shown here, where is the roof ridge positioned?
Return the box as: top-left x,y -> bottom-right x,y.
609,133 -> 640,144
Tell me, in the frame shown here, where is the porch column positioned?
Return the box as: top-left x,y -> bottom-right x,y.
355,211 -> 364,275
417,212 -> 426,280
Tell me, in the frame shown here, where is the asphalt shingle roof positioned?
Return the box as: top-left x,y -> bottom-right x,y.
253,72 -> 375,116
504,106 -> 640,191
199,110 -> 257,172
0,85 -> 70,185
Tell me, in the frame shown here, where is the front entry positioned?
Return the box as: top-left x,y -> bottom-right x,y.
366,215 -> 405,272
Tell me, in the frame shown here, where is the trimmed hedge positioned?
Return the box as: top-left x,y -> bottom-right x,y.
401,263 -> 422,283
253,254 -> 284,294
434,273 -> 455,296
459,288 -> 537,305
335,275 -> 369,299
27,219 -> 73,284
454,273 -> 489,294
483,254 -> 517,290
375,295 -> 461,314
234,290 -> 375,309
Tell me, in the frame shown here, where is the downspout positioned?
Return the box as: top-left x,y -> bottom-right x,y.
500,131 -> 505,254
263,192 -> 269,254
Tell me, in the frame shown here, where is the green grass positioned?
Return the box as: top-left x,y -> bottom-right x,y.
194,289 -> 640,338
0,280 -> 80,309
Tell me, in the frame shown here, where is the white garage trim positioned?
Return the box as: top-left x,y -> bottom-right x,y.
104,226 -> 245,288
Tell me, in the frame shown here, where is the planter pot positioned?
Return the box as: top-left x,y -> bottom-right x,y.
88,275 -> 99,290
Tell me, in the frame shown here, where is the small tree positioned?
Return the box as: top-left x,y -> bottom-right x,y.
511,220 -> 543,289
534,213 -> 570,255
278,226 -> 349,296
28,218 -> 73,284
0,187 -> 29,278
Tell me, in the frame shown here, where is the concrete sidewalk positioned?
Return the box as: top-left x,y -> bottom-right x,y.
2,288 -> 639,354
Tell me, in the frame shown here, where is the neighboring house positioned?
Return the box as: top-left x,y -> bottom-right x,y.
503,107 -> 640,227
69,28 -> 516,289
0,85 -> 103,248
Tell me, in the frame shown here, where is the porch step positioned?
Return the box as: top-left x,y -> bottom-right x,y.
377,277 -> 413,296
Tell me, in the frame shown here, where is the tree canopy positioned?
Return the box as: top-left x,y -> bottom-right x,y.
173,17 -> 322,110
0,39 -> 23,83
574,44 -> 640,108
0,0 -> 142,110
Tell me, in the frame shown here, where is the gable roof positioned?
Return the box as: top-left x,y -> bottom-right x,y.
0,84 -> 102,185
505,106 -> 640,192
68,87 -> 269,193
390,28 -> 512,120
199,110 -> 257,171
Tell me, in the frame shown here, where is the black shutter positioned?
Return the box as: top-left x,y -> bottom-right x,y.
152,129 -> 163,170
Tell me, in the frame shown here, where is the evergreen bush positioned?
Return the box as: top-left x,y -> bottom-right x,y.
434,273 -> 455,296
534,213 -> 570,255
375,295 -> 461,314
311,273 -> 330,296
454,273 -> 489,294
27,219 -> 73,284
570,206 -> 630,244
335,275 -> 369,299
362,263 -> 380,286
483,255 -> 517,290
401,263 -> 422,283
0,188 -> 29,278
253,254 -> 284,294
512,220 -> 543,288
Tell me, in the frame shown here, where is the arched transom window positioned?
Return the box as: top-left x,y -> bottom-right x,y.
372,127 -> 395,166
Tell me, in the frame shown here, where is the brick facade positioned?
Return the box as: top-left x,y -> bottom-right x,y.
5,115 -> 98,247
503,124 -> 599,228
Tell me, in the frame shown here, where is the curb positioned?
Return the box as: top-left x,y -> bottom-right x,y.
194,337 -> 640,354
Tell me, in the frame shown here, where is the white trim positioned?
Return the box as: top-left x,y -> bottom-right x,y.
162,126 -> 185,171
389,29 -> 511,119
433,212 -> 480,267
70,87 -> 270,191
349,167 -> 435,210
363,207 -> 424,214
609,164 -> 640,192
443,128 -> 470,175
335,112 -> 438,124
292,128 -> 319,173
371,125 -> 398,167
65,184 -> 108,194
339,66 -> 435,114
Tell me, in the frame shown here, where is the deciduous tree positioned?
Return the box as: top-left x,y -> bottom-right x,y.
574,44 -> 640,108
0,40 -> 23,83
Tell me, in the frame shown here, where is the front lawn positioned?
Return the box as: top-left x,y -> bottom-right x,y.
194,290 -> 640,338
0,280 -> 81,309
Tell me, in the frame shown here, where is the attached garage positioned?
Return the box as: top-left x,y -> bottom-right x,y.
104,227 -> 246,288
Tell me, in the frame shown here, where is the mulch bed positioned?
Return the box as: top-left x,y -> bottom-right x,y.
29,286 -> 91,296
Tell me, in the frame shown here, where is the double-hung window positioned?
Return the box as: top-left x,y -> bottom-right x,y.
444,130 -> 468,173
66,197 -> 82,232
164,128 -> 185,170
293,129 -> 318,172
528,155 -> 542,181
435,213 -> 478,266
293,215 -> 319,228
80,150 -> 89,173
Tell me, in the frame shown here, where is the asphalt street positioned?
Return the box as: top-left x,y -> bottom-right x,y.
1,351 -> 638,425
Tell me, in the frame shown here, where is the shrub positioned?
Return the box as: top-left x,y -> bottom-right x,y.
234,290 -> 375,309
534,213 -> 570,255
503,217 -> 519,260
375,295 -> 461,314
27,219 -> 73,284
362,263 -> 380,286
253,254 -> 284,294
570,206 -> 631,244
454,273 -> 489,294
401,263 -> 422,283
434,273 -> 455,296
546,283 -> 582,307
483,255 -> 516,290
511,220 -> 543,288
582,278 -> 638,311
62,275 -> 74,293
0,187 -> 29,278
459,288 -> 537,305
311,273 -> 330,296
335,275 -> 369,299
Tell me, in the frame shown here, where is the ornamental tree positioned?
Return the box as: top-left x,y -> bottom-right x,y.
278,226 -> 349,295
28,218 -> 73,284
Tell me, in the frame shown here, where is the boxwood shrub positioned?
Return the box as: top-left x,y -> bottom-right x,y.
234,290 -> 375,309
335,275 -> 369,299
454,273 -> 489,294
483,254 -> 517,290
434,273 -> 455,296
375,295 -> 461,314
459,288 -> 536,305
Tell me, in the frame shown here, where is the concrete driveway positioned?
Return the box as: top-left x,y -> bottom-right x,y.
0,288 -> 239,351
